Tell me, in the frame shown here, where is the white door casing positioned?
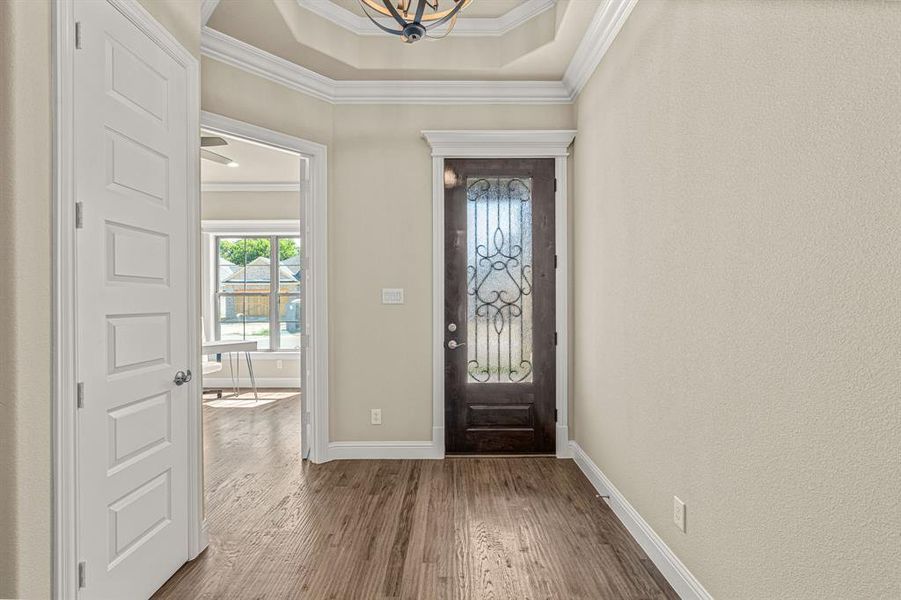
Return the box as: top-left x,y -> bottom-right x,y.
74,1 -> 195,597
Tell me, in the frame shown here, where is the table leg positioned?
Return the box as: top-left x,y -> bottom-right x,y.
228,352 -> 241,399
245,351 -> 259,401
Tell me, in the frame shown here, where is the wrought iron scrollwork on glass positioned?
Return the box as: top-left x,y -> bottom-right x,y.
466,177 -> 533,383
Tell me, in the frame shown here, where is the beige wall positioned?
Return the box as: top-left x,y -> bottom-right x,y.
202,190 -> 301,221
0,2 -> 53,597
203,58 -> 575,441
328,104 -> 574,441
138,0 -> 201,57
572,1 -> 901,599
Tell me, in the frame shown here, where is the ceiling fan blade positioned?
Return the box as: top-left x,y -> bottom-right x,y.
201,148 -> 236,165
201,136 -> 228,147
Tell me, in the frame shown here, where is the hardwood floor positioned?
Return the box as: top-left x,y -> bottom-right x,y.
153,391 -> 677,600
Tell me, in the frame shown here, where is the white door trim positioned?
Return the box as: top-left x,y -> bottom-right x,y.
52,0 -> 201,598
422,130 -> 576,459
200,111 -> 330,465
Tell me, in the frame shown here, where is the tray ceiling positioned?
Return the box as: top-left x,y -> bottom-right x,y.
205,0 -> 600,81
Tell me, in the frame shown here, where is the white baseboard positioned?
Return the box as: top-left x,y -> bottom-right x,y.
197,520 -> 209,557
569,442 -> 713,600
326,438 -> 443,460
203,377 -> 300,388
202,377 -> 301,389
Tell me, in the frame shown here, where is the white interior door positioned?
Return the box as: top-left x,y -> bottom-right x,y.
75,1 -> 192,598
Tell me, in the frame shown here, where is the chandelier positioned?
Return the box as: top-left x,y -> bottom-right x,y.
359,0 -> 473,43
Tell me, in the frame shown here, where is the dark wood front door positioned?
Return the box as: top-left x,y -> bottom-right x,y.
444,158 -> 556,454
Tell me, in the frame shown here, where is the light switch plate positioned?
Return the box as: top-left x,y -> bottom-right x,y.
381,288 -> 404,304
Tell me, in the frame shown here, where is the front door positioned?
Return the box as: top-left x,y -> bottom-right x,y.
75,1 -> 193,597
444,158 -> 556,453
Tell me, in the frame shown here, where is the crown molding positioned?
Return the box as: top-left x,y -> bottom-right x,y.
202,28 -> 335,102
296,0 -> 556,37
201,0 -> 220,25
201,182 -> 301,192
421,130 -> 576,158
563,0 -> 638,97
200,0 -> 636,105
201,27 -> 572,104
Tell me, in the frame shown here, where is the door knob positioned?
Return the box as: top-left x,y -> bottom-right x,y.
447,340 -> 466,350
174,369 -> 192,386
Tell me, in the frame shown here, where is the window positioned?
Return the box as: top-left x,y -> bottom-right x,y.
215,235 -> 302,351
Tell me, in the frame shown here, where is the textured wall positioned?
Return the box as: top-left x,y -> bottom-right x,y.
137,0 -> 201,57
0,2 -> 52,597
572,1 -> 901,598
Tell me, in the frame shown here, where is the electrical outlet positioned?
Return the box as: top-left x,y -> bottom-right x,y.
276,359 -> 283,369
673,496 -> 686,532
370,408 -> 382,425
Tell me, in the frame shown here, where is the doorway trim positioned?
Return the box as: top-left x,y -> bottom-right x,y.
422,130 -> 577,459
200,111 -> 330,467
52,0 -> 201,598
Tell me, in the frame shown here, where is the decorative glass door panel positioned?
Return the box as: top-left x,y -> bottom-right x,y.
467,177 -> 534,383
445,159 -> 555,453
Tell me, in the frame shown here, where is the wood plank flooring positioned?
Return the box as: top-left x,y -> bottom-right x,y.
153,391 -> 677,600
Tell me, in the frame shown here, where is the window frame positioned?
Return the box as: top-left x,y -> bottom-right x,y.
202,220 -> 302,354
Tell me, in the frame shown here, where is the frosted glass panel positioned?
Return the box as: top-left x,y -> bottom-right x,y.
466,177 -> 533,383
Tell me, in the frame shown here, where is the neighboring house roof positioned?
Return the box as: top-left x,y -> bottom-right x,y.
218,256 -> 238,280
223,256 -> 299,284
280,254 -> 302,279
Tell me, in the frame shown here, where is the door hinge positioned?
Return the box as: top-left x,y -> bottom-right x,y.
75,202 -> 84,229
554,254 -> 558,269
554,331 -> 558,346
76,382 -> 84,408
77,561 -> 86,588
75,22 -> 83,50
554,178 -> 558,192
555,408 -> 558,422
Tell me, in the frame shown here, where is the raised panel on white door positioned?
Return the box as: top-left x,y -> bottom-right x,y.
107,391 -> 172,474
107,470 -> 172,568
105,128 -> 169,205
106,313 -> 171,375
106,36 -> 169,125
106,221 -> 170,284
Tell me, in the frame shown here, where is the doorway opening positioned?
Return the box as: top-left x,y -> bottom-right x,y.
199,130 -> 306,422
195,125 -> 314,556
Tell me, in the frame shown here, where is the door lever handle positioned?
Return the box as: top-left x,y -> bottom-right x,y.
447,340 -> 466,350
174,369 -> 192,386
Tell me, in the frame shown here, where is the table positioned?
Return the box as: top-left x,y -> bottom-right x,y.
201,340 -> 259,400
